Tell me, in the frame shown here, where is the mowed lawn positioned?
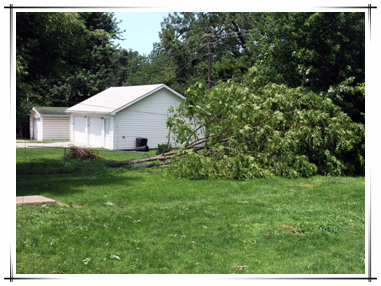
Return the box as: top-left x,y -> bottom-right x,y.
16,147 -> 365,274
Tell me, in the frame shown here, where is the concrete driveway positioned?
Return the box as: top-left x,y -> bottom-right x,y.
16,141 -> 89,148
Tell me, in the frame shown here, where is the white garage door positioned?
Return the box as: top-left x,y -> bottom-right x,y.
88,117 -> 102,147
74,116 -> 87,144
33,118 -> 40,140
103,118 -> 112,149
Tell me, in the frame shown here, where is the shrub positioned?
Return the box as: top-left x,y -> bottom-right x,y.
156,143 -> 172,155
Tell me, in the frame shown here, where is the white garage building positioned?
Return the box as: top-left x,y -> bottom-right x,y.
66,84 -> 185,150
29,107 -> 70,141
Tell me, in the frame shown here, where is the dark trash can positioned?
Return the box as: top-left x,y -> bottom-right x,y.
136,137 -> 148,147
136,145 -> 149,152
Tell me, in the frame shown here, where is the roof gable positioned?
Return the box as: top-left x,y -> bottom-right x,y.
66,84 -> 185,114
32,107 -> 70,116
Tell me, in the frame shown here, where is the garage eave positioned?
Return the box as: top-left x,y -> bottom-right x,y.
66,110 -> 113,115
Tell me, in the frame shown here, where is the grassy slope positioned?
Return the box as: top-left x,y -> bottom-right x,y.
16,148 -> 365,274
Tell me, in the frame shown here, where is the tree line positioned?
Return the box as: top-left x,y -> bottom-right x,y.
16,12 -> 364,137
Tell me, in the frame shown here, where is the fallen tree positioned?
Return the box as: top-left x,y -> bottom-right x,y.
107,68 -> 365,179
106,153 -> 173,168
105,142 -> 204,168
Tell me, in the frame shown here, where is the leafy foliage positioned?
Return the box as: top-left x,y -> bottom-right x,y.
16,12 -> 140,136
152,12 -> 364,122
167,68 -> 364,180
156,143 -> 172,155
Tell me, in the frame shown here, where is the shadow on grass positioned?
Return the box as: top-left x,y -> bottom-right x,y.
16,157 -> 142,197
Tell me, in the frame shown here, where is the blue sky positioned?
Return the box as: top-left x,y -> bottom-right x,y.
112,12 -> 171,55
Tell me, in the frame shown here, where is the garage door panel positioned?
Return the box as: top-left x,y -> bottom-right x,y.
74,116 -> 87,144
89,117 -> 102,147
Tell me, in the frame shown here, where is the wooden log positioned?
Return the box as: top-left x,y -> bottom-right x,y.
105,133 -> 233,169
106,154 -> 174,168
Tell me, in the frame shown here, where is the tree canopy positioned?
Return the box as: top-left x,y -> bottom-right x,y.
118,12 -> 364,123
150,12 -> 365,122
16,12 -> 141,136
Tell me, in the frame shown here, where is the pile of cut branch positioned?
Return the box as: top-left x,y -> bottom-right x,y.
66,146 -> 105,161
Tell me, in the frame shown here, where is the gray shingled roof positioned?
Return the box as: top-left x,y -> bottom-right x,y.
66,84 -> 185,115
33,107 -> 69,116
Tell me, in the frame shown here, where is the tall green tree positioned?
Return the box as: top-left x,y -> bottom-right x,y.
256,12 -> 365,122
16,12 -> 84,137
152,12 -> 364,122
16,12 -> 84,88
154,12 -> 260,93
16,12 -> 141,137
37,12 -> 126,103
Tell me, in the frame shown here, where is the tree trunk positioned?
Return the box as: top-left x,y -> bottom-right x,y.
17,122 -> 24,139
105,133 -> 236,168
106,153 -> 174,168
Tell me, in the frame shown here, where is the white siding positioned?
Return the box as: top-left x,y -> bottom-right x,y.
70,115 -> 74,142
42,116 -> 70,140
113,89 -> 182,150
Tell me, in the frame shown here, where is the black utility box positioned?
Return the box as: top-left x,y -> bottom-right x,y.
136,145 -> 150,152
136,137 -> 148,147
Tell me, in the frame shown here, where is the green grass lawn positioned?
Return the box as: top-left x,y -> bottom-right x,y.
16,148 -> 365,274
